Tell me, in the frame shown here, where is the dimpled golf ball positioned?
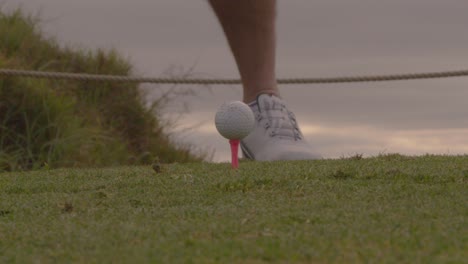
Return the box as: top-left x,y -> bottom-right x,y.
215,101 -> 255,140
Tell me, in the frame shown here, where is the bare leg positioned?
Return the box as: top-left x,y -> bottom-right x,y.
208,0 -> 279,102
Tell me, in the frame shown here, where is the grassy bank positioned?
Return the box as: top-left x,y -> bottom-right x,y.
1,155 -> 467,263
0,9 -> 201,172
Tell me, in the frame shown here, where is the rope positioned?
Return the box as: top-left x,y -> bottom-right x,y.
1,68 -> 468,85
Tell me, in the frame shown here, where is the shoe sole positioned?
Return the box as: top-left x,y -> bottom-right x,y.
240,142 -> 254,160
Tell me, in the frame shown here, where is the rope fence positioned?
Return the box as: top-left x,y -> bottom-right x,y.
1,68 -> 468,85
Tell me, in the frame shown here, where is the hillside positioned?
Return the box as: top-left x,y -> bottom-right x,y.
0,9 -> 202,171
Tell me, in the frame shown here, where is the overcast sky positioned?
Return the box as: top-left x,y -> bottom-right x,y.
5,0 -> 468,161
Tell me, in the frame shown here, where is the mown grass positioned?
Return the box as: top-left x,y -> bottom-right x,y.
0,155 -> 466,263
0,9 -> 202,172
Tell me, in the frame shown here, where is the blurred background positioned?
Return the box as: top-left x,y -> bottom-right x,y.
5,0 -> 468,161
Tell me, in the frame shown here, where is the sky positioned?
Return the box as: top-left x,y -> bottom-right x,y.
4,0 -> 468,161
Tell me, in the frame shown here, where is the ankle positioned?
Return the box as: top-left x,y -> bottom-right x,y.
243,89 -> 280,103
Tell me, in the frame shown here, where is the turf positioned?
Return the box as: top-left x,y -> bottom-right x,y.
0,155 -> 467,263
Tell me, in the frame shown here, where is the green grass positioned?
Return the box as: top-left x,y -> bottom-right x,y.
0,155 -> 466,263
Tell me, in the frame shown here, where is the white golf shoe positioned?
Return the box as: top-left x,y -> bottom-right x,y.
241,94 -> 321,161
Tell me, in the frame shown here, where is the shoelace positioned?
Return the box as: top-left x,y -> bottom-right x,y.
255,102 -> 302,140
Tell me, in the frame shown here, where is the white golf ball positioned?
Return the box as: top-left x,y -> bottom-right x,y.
215,101 -> 255,140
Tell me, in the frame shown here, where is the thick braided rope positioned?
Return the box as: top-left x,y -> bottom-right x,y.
1,68 -> 468,85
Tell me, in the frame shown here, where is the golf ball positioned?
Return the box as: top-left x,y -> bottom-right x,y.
215,101 -> 255,140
